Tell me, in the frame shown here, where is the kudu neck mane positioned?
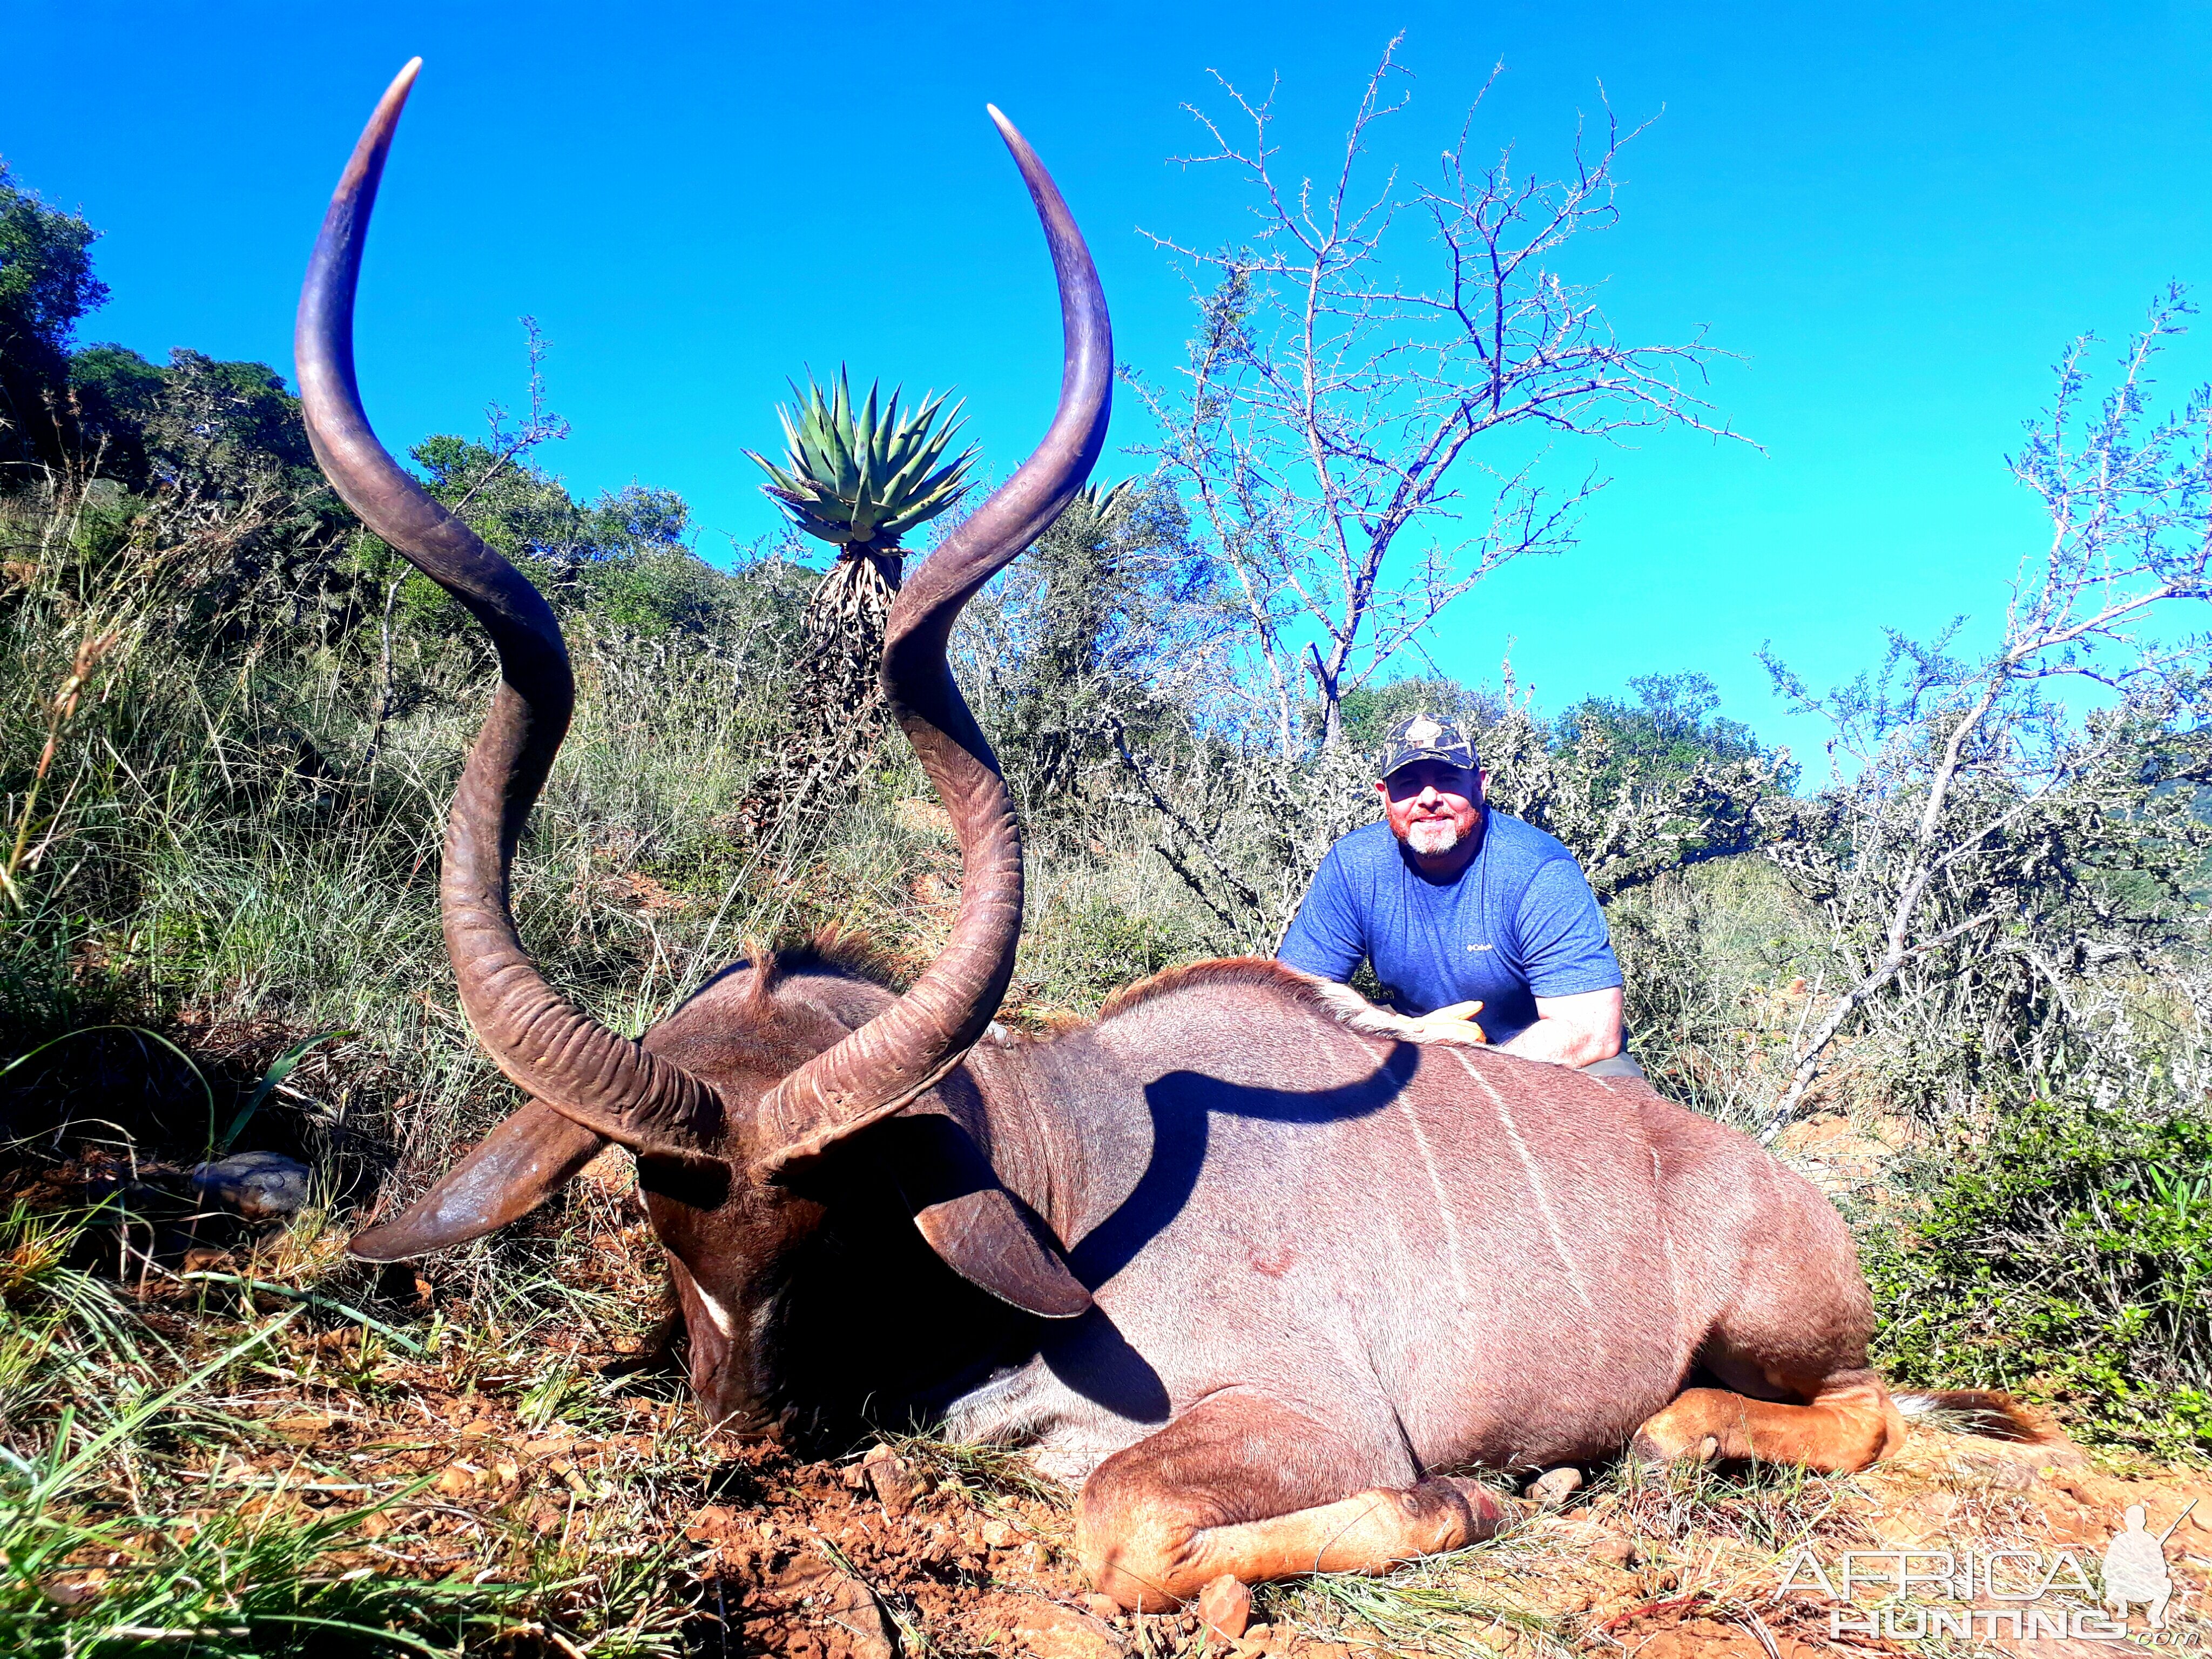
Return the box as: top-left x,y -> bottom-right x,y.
753,944 -> 1428,1059
746,946 -> 1456,1240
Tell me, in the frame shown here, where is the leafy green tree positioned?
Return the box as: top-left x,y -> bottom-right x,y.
969,482 -> 1222,819
412,433 -> 583,562
71,346 -> 326,501
403,435 -> 714,636
0,163 -> 110,475
1333,676 -> 1503,752
1553,671 -> 1779,793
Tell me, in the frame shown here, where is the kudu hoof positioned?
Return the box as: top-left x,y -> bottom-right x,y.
1627,1429 -> 1723,1472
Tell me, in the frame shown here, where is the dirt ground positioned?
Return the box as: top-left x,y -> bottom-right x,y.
17,1118 -> 2212,1658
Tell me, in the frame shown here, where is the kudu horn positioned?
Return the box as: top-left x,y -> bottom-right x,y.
296,60 -> 723,1162
752,104 -> 1114,1173
296,64 -> 1110,1173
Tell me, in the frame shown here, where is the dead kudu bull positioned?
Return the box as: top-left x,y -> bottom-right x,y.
306,63 -> 1997,1611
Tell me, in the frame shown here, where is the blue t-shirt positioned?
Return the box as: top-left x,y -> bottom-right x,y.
1276,811 -> 1622,1044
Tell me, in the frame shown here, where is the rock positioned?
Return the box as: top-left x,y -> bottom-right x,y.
41,1573 -> 102,1607
1012,1597 -> 1128,1659
1198,1574 -> 1253,1641
683,1505 -> 741,1542
188,1150 -> 311,1220
774,1553 -> 898,1659
811,1570 -> 897,1659
980,1516 -> 1019,1549
1529,1466 -> 1583,1507
860,1442 -> 930,1515
1082,1593 -> 1122,1618
1589,1535 -> 1639,1569
1957,1452 -> 2035,1492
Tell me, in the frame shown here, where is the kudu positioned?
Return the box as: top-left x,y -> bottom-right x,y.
308,62 -> 1927,1609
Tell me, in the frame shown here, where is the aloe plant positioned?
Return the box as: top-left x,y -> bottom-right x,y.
747,372 -> 975,550
738,372 -> 980,839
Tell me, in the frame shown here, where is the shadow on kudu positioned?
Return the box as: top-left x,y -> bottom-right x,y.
300,62 -> 2034,1612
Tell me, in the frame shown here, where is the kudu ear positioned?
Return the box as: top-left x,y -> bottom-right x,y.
349,1102 -> 609,1261
874,1114 -> 1091,1319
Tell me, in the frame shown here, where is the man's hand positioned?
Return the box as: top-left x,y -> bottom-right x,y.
1404,999 -> 1486,1046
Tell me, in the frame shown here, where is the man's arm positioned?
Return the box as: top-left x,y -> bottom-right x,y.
1506,859 -> 1625,1067
1499,985 -> 1623,1067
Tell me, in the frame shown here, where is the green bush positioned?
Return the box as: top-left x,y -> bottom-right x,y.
1865,1090 -> 2212,1455
1026,892 -> 1211,1009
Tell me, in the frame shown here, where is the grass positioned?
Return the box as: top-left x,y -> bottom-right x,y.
1259,1565 -> 1568,1658
1594,1452 -> 1866,1557
0,1199 -> 701,1657
871,1430 -> 1073,1514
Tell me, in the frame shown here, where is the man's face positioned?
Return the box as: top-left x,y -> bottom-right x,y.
1377,759 -> 1485,858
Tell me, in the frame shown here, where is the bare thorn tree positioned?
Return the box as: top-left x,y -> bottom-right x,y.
1129,36 -> 1745,756
1758,286 -> 2212,1141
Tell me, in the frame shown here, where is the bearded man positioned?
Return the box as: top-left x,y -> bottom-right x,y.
1277,712 -> 1640,1076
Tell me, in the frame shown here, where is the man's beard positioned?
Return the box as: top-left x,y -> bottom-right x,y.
1406,819 -> 1461,856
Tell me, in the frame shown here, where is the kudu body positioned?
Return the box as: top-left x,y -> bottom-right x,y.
307,64 -> 1908,1610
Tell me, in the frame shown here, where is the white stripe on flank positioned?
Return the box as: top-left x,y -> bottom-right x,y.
1400,1081 -> 1470,1307
1649,1144 -> 1687,1355
1452,1049 -> 1596,1315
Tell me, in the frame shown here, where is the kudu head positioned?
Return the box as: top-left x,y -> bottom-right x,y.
301,61 -> 1109,1424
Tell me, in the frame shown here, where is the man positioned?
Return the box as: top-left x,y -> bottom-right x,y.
1277,712 -> 1638,1075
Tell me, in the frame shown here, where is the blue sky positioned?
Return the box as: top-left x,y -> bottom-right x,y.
10,1 -> 2212,761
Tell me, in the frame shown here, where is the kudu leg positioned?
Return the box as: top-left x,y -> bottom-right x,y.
1629,1372 -> 1905,1473
1075,1391 -> 1518,1611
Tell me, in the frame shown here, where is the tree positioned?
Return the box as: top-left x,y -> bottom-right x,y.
0,163 -> 110,475
963,481 -> 1223,821
1553,671 -> 1776,794
1110,664 -> 1788,953
1475,674 -> 1791,900
71,346 -> 325,500
1131,38 -> 1740,757
1758,287 -> 2212,1138
1334,674 -> 1503,751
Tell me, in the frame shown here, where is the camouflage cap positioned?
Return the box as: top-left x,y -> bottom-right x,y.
1377,712 -> 1478,780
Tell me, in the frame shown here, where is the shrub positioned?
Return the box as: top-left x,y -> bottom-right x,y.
1864,1089 -> 2212,1455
